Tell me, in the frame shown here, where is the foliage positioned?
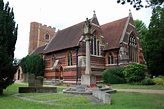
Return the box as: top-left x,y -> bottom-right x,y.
0,0 -> 18,94
19,56 -> 29,74
134,19 -> 148,49
145,6 -> 164,76
117,0 -> 164,10
134,20 -> 148,65
153,76 -> 164,85
141,77 -> 155,85
102,67 -> 126,84
20,55 -> 45,77
123,63 -> 146,83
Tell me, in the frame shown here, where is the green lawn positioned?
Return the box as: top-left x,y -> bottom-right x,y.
0,84 -> 164,109
111,84 -> 164,90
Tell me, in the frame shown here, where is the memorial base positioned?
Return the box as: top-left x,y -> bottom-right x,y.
81,74 -> 96,86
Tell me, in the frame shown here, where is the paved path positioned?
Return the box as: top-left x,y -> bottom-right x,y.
14,80 -> 164,94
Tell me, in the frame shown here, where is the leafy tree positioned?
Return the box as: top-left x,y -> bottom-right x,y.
134,20 -> 148,64
145,6 -> 164,76
102,67 -> 126,84
0,0 -> 18,95
123,63 -> 146,83
117,0 -> 164,10
20,55 -> 45,77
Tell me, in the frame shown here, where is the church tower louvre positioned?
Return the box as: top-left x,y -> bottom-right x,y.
28,22 -> 56,54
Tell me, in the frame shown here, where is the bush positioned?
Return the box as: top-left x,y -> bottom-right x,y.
20,55 -> 45,77
102,67 -> 126,84
153,76 -> 164,85
123,63 -> 146,83
141,78 -> 155,85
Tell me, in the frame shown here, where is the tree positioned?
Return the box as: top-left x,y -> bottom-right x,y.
0,0 -> 18,95
20,55 -> 45,77
117,0 -> 164,10
134,20 -> 148,63
145,6 -> 164,76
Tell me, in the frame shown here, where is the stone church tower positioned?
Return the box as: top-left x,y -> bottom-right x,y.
28,22 -> 56,54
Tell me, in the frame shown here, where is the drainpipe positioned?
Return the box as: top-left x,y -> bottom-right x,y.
75,47 -> 79,85
116,49 -> 119,66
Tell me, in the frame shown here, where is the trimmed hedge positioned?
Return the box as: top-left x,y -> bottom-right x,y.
102,67 -> 126,84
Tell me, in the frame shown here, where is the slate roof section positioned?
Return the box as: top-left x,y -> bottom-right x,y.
101,17 -> 128,50
30,44 -> 47,55
44,21 -> 85,53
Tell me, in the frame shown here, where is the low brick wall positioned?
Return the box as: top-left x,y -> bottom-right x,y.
19,87 -> 57,93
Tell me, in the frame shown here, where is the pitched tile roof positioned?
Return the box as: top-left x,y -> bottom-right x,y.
101,17 -> 128,50
30,44 -> 47,55
44,21 -> 85,53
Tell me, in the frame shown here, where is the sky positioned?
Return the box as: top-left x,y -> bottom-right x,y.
4,0 -> 153,59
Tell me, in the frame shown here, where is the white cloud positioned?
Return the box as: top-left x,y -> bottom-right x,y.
4,0 -> 152,59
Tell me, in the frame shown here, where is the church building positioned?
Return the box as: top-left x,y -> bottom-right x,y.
30,12 -> 145,83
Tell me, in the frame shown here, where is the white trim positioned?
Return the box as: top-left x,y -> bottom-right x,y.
37,23 -> 41,47
119,16 -> 130,43
126,31 -> 130,35
91,23 -> 100,27
63,65 -> 76,69
91,54 -> 103,57
136,37 -> 139,39
79,35 -> 84,42
105,64 -> 117,66
123,42 -> 128,45
129,23 -> 135,28
101,35 -> 104,38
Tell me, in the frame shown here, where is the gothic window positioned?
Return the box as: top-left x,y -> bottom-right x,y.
128,33 -> 138,62
91,33 -> 100,56
68,52 -> 72,66
108,53 -> 114,64
45,31 -> 50,40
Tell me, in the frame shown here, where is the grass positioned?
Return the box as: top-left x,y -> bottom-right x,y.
0,84 -> 164,109
98,83 -> 164,90
111,84 -> 164,90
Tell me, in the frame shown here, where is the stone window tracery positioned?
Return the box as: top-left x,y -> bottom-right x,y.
91,33 -> 100,56
108,53 -> 114,64
128,33 -> 138,62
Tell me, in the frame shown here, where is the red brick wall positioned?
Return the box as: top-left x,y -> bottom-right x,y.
28,22 -> 56,54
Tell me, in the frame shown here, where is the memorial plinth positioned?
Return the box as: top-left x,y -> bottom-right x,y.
81,74 -> 96,86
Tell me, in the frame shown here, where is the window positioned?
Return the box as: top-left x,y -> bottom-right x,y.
91,33 -> 100,56
45,31 -> 50,40
68,52 -> 72,66
108,53 -> 114,64
128,33 -> 138,62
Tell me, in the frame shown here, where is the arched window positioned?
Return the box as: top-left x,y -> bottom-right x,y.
128,33 -> 138,62
91,33 -> 100,56
68,52 -> 72,66
45,31 -> 50,40
108,53 -> 114,64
